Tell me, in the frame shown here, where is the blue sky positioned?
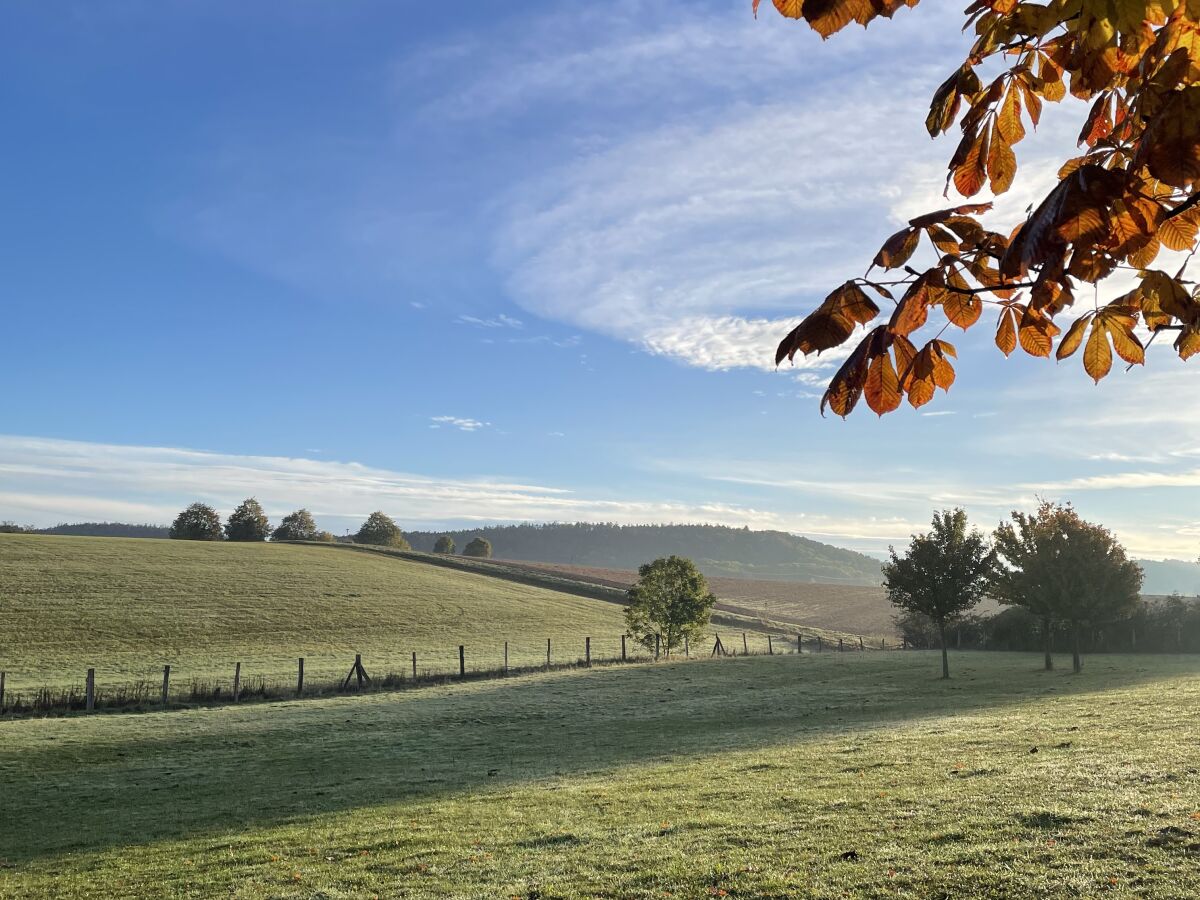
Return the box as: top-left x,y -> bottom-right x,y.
3,1 -> 1199,558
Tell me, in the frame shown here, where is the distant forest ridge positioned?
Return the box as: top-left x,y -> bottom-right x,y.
406,523 -> 885,585
14,522 -> 171,539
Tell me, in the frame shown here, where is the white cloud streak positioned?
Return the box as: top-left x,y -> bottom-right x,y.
0,435 -> 910,546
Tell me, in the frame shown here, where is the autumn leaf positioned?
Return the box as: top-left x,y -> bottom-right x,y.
1175,327 -> 1200,360
776,281 -> 880,363
953,127 -> 990,198
1056,314 -> 1092,359
864,344 -> 902,415
874,227 -> 920,269
987,123 -> 1017,194
995,305 -> 1018,356
1083,320 -> 1113,382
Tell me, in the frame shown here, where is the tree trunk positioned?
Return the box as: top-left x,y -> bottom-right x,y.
938,620 -> 949,679
1042,615 -> 1053,671
1072,621 -> 1082,673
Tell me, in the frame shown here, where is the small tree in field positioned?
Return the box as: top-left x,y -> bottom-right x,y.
462,537 -> 492,558
434,535 -> 456,554
272,508 -> 318,542
354,511 -> 411,549
883,508 -> 993,679
994,501 -> 1142,673
169,503 -> 222,541
991,501 -> 1068,671
624,556 -> 716,656
224,497 -> 270,542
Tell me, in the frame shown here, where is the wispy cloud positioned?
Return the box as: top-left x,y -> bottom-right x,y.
429,416 -> 489,432
455,313 -> 523,329
0,435 -> 911,544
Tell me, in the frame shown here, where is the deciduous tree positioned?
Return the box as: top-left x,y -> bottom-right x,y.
462,537 -> 492,558
434,535 -> 456,554
993,501 -> 1142,672
761,1 -> 1200,415
169,503 -> 223,541
624,556 -> 717,655
272,509 -> 319,542
224,498 -> 270,542
354,511 -> 411,549
883,508 -> 994,678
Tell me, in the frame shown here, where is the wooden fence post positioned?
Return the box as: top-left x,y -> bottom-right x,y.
655,633 -> 661,660
459,645 -> 466,677
817,636 -> 823,652
585,637 -> 591,667
504,641 -> 509,675
882,638 -> 886,650
768,636 -> 773,656
684,635 -> 690,658
233,662 -> 241,703
621,634 -> 627,661
0,671 -> 5,711
161,665 -> 171,706
797,634 -> 802,655
838,638 -> 844,652
859,636 -> 864,651
412,651 -> 417,681
742,632 -> 749,655
86,668 -> 95,711
297,658 -> 305,696
546,638 -> 551,670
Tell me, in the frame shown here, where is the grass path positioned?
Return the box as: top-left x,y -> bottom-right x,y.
2,652 -> 1199,897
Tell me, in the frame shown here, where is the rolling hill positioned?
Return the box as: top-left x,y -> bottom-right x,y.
406,522 -> 884,584
0,534 -> 631,695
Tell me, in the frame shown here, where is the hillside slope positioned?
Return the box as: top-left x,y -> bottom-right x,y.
0,534 -> 629,693
407,523 -> 883,584
451,557 -> 899,638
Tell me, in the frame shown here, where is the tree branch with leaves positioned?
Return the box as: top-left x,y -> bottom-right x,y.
761,0 -> 1200,416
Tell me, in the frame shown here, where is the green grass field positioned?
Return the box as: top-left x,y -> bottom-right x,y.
3,651 -> 1199,898
0,534 -> 634,696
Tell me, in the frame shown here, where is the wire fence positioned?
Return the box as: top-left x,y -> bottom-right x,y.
0,629 -> 904,718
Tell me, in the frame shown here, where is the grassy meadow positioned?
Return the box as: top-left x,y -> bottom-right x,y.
0,534 -> 632,696
3,651 -> 1200,898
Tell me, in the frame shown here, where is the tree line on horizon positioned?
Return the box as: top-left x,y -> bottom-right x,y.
163,501 -> 494,558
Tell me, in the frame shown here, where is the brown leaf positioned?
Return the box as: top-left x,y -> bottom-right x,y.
943,289 -> 983,329
776,281 -> 881,363
1158,209 -> 1200,252
888,274 -> 936,336
986,123 -> 1017,194
820,327 -> 878,417
864,345 -> 902,415
1083,320 -> 1113,382
1142,86 -> 1200,189
1017,306 -> 1059,357
952,127 -> 989,198
1106,315 -> 1145,365
996,85 -> 1025,144
874,227 -> 920,269
1056,314 -> 1092,359
1175,327 -> 1200,360
995,305 -> 1018,356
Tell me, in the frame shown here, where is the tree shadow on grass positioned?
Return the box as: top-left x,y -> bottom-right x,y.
2,651 -> 1196,865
